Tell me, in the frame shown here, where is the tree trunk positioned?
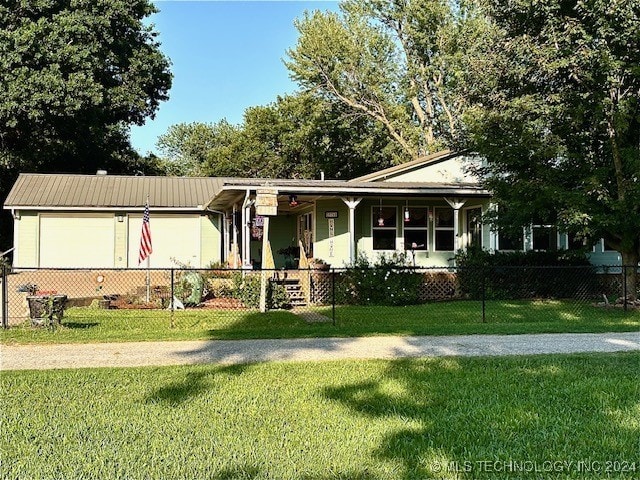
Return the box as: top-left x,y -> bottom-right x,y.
620,250 -> 639,302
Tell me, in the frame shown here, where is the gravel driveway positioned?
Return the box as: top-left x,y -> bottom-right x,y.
2,332 -> 639,371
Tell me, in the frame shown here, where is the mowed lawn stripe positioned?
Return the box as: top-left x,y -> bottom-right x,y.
2,352 -> 638,479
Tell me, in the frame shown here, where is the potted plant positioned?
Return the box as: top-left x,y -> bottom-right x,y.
277,245 -> 300,269
19,284 -> 67,327
309,258 -> 330,271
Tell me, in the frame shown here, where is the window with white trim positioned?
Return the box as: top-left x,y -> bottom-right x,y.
434,207 -> 455,251
372,206 -> 397,250
497,230 -> 523,251
532,225 -> 557,250
403,207 -> 428,251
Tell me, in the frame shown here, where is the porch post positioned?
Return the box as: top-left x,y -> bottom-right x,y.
341,197 -> 362,264
241,190 -> 254,267
222,213 -> 229,262
232,203 -> 239,267
444,197 -> 467,256
488,202 -> 498,252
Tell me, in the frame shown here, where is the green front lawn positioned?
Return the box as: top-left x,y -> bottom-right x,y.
1,299 -> 638,344
2,353 -> 638,479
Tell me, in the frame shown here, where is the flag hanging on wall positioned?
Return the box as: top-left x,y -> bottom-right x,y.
138,199 -> 153,264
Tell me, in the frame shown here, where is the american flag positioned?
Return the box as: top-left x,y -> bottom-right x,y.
138,199 -> 152,264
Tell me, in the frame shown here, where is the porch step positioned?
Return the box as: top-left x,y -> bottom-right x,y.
274,278 -> 307,307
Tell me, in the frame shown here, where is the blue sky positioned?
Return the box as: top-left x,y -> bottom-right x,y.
129,1 -> 340,156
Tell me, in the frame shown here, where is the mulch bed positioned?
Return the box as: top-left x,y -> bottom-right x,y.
200,297 -> 247,310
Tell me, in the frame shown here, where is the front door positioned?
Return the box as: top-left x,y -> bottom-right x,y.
298,212 -> 313,258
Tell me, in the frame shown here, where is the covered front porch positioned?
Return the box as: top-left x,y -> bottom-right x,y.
205,178 -> 491,270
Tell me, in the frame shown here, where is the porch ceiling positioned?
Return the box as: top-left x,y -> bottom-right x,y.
205,178 -> 490,213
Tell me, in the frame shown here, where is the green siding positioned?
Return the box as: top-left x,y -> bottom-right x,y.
200,214 -> 221,267
315,200 -> 349,267
114,215 -> 127,268
15,211 -> 38,268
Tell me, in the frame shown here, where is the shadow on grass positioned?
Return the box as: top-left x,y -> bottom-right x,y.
145,364 -> 250,405
208,465 -> 260,480
61,322 -> 99,329
323,353 -> 639,480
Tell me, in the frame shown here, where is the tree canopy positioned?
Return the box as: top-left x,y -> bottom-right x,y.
0,0 -> 172,248
285,0 -> 489,159
463,0 -> 640,296
157,92 -> 401,180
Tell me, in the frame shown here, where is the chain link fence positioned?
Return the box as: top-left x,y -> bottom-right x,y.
1,264 -> 638,333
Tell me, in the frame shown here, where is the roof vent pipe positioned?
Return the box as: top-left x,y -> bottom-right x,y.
96,170 -> 107,175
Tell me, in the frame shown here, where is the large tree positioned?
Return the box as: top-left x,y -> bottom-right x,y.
463,0 -> 640,298
157,92 -> 400,180
286,0 -> 488,159
0,0 -> 172,247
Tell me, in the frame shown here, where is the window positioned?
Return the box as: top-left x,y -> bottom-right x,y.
497,230 -> 523,251
532,225 -> 557,251
466,207 -> 482,249
434,207 -> 455,251
372,206 -> 397,250
403,207 -> 428,251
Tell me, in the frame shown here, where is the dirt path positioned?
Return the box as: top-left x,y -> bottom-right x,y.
2,332 -> 639,371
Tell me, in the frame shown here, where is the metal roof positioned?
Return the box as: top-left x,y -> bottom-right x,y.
4,173 -> 224,210
4,171 -> 490,213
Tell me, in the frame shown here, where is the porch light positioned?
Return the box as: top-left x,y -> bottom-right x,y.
289,195 -> 298,207
404,202 -> 410,222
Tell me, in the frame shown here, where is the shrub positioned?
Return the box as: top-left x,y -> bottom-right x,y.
336,252 -> 424,306
454,248 -> 598,299
231,273 -> 290,309
206,278 -> 234,298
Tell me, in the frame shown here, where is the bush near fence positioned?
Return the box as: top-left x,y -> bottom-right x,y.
454,248 -> 601,300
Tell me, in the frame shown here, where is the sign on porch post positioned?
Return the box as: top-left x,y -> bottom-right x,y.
256,188 -> 278,313
328,218 -> 335,258
255,188 -> 278,216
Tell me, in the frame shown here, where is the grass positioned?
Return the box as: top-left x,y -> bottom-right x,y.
1,299 -> 638,344
2,352 -> 638,479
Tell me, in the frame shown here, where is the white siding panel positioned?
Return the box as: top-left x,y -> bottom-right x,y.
40,214 -> 115,268
127,215 -> 201,268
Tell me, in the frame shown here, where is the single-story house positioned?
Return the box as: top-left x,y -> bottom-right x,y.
3,150 -> 621,270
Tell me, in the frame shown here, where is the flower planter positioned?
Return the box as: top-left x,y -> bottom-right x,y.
27,295 -> 67,327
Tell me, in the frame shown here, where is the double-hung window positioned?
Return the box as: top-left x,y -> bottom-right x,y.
434,207 -> 455,251
498,230 -> 523,251
531,214 -> 557,251
403,208 -> 428,250
372,206 -> 397,250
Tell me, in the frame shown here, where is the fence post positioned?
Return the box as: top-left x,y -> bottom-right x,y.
332,267 -> 336,326
481,265 -> 486,323
1,264 -> 7,329
170,268 -> 175,327
622,265 -> 628,312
